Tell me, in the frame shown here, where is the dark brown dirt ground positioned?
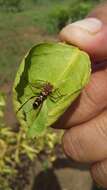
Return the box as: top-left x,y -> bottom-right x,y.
31,158 -> 94,190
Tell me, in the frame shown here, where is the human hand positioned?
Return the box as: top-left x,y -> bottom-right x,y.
58,2 -> 107,188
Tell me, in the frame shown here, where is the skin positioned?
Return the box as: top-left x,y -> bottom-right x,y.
57,2 -> 107,188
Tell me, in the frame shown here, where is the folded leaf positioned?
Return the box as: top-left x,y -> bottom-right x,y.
13,42 -> 91,138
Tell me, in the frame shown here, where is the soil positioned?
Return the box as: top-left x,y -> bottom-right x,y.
31,157 -> 94,190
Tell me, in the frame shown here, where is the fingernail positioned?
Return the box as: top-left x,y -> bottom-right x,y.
71,18 -> 103,34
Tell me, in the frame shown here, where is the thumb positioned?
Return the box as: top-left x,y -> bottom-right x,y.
59,3 -> 107,62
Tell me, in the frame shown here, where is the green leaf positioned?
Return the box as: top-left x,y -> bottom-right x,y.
28,101 -> 48,137
13,42 -> 91,138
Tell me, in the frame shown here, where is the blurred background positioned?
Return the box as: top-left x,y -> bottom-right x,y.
0,0 -> 105,190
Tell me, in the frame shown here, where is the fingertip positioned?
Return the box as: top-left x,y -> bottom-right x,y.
90,160 -> 107,188
59,18 -> 107,61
